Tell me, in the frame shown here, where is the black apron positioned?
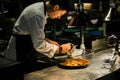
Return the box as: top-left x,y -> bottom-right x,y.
15,35 -> 38,63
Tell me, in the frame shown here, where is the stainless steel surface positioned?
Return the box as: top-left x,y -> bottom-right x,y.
24,48 -> 120,80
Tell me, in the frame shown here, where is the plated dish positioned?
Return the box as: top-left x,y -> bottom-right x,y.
58,58 -> 89,69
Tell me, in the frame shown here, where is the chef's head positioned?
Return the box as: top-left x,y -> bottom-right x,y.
46,0 -> 73,19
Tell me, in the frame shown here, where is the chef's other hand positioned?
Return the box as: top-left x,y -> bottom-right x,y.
60,43 -> 72,53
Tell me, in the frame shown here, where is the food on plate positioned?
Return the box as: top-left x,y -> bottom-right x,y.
60,58 -> 89,67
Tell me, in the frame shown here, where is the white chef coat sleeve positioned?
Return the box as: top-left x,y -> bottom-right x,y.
36,40 -> 58,58
27,14 -> 57,58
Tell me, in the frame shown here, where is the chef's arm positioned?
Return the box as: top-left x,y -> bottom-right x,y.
45,38 -> 72,54
45,38 -> 59,46
44,38 -> 60,53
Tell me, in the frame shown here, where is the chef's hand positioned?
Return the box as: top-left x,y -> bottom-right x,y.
60,43 -> 72,54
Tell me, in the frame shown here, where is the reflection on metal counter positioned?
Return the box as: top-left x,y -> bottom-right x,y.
24,48 -> 120,80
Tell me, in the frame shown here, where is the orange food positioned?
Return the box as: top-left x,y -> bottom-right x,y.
60,58 -> 89,66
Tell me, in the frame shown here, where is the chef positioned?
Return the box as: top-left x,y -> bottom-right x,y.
5,0 -> 72,65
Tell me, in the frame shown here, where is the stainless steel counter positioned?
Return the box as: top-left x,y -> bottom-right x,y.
24,48 -> 120,80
